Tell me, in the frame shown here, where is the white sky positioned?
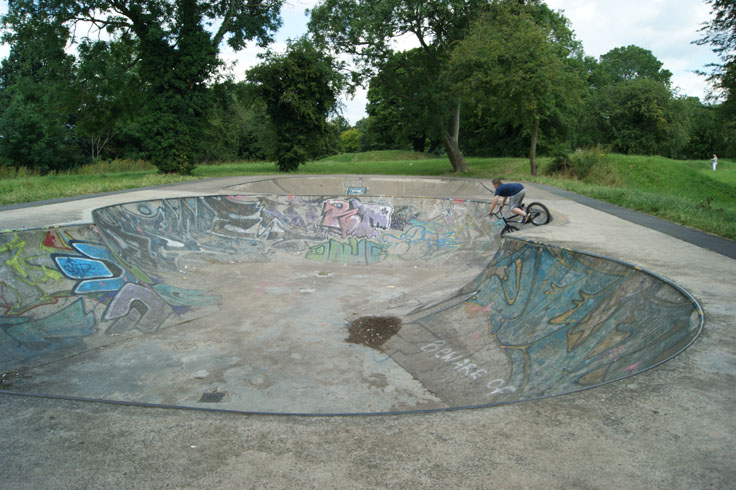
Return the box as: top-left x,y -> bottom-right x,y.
0,0 -> 723,124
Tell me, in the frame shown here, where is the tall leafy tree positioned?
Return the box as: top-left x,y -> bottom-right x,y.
364,49 -> 436,152
594,78 -> 688,157
696,0 -> 736,97
247,37 -> 345,171
73,36 -> 142,160
0,7 -> 83,171
308,0 -> 491,172
593,45 -> 673,88
447,0 -> 585,175
200,81 -> 271,162
2,0 -> 284,174
576,45 -> 694,158
674,96 -> 725,159
696,0 -> 736,154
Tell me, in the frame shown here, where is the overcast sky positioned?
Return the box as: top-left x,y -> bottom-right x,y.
0,0 -> 722,124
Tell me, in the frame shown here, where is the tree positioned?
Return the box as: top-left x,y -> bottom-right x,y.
696,0 -> 736,97
447,0 -> 585,175
674,97 -> 725,159
324,116 -> 352,157
2,0 -> 284,174
73,36 -> 143,161
696,0 -> 736,153
575,45 -> 696,158
364,49 -> 438,152
595,78 -> 688,156
593,45 -> 673,88
200,81 -> 271,162
340,128 -> 361,153
247,37 -> 346,171
0,8 -> 84,171
308,0 -> 491,172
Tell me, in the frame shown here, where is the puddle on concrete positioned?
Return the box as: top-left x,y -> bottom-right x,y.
346,316 -> 402,349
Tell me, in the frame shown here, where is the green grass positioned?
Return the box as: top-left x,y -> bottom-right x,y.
1,151 -> 734,241
0,161 -> 197,205
531,153 -> 736,241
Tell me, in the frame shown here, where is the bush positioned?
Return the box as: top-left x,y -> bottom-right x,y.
340,128 -> 361,154
545,145 -> 608,180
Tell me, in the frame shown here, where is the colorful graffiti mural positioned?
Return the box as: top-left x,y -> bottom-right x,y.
2,196 -> 495,371
380,238 -> 702,406
0,194 -> 702,415
91,195 -> 497,270
320,198 -> 393,239
1,226 -> 220,367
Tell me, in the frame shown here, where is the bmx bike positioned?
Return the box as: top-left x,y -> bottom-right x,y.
490,201 -> 550,236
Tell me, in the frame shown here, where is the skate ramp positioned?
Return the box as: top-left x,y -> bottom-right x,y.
226,175 -> 495,199
0,194 -> 703,414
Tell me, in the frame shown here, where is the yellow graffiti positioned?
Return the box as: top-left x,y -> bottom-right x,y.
0,232 -> 66,314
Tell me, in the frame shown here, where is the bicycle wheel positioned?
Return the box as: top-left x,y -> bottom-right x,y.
526,202 -> 550,226
501,224 -> 519,236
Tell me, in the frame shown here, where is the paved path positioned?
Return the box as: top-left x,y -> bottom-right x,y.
532,182 -> 736,260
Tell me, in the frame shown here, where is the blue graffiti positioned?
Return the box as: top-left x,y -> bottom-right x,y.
52,240 -> 132,294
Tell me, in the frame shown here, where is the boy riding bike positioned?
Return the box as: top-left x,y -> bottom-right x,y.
487,178 -> 530,223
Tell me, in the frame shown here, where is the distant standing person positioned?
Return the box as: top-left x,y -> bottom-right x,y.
488,178 -> 530,222
712,154 -> 718,171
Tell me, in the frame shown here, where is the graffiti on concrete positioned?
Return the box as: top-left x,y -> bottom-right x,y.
1,226 -> 220,367
92,195 -> 495,268
306,238 -> 387,265
320,199 -> 393,239
53,240 -> 132,293
0,194 -> 704,413
475,242 -> 697,397
381,239 -> 701,406
0,230 -> 66,314
0,298 -> 96,361
104,283 -> 171,334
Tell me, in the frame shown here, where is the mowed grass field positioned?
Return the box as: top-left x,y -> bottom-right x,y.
1,151 -> 734,240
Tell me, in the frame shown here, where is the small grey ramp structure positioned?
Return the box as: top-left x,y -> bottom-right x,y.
0,194 -> 702,414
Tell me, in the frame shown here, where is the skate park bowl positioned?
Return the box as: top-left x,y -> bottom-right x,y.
0,191 -> 703,415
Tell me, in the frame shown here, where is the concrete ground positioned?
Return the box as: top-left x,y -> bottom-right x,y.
1,175 -> 734,489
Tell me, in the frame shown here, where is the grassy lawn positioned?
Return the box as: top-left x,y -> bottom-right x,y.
530,154 -> 736,241
1,151 -> 734,241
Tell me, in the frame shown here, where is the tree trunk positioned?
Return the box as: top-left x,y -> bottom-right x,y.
443,102 -> 467,173
529,117 -> 539,176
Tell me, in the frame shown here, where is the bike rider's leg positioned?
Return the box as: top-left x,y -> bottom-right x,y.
508,190 -> 528,221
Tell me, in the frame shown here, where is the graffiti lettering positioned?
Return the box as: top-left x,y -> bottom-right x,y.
306,238 -> 387,265
420,340 -> 446,352
420,340 -> 493,384
487,378 -> 516,395
52,240 -> 130,294
435,348 -> 465,362
103,283 -> 171,334
321,199 -> 392,239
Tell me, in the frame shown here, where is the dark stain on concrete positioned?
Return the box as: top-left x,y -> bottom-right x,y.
346,316 -> 402,349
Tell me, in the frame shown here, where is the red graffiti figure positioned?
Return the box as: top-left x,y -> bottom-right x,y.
320,199 -> 392,238
321,199 -> 360,238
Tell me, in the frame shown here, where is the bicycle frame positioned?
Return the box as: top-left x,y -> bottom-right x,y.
490,208 -> 524,235
490,201 -> 550,235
